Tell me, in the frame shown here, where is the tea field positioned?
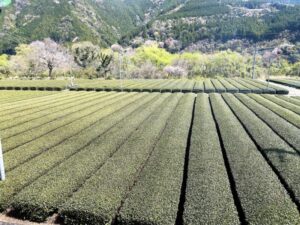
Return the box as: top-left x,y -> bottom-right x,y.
0,78 -> 289,94
0,91 -> 300,225
267,78 -> 300,89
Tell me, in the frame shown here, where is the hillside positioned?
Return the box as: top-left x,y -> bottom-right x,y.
0,0 -> 172,53
122,0 -> 300,51
0,0 -> 300,54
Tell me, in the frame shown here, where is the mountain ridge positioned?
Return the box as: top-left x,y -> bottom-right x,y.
0,0 -> 299,54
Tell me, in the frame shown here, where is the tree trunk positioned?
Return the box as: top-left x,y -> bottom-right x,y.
49,67 -> 54,80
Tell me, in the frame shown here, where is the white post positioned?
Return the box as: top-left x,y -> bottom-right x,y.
252,43 -> 257,79
119,52 -> 123,91
0,139 -> 5,181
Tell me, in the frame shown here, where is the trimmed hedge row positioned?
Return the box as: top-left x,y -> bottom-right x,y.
211,79 -> 226,93
0,92 -> 161,211
0,92 -> 97,127
218,79 -> 239,93
170,80 -> 184,93
183,94 -> 239,225
262,95 -> 300,115
233,79 -> 262,94
135,80 -> 164,92
225,78 -> 250,93
193,80 -> 204,93
0,86 -> 64,91
0,91 -> 56,104
210,93 -> 300,225
2,92 -> 121,153
181,80 -> 195,93
60,94 -> 182,225
159,80 -> 177,93
151,80 -> 171,92
3,93 -> 137,171
277,95 -> 300,107
0,93 -> 102,138
223,93 -> 300,209
10,93 -> 169,222
235,94 -> 300,153
0,92 -> 72,113
251,80 -> 289,94
118,94 -> 195,225
0,79 -> 290,94
268,79 -> 300,89
242,79 -> 276,94
2,91 -> 299,224
248,94 -> 300,129
203,79 -> 215,93
0,80 -> 68,91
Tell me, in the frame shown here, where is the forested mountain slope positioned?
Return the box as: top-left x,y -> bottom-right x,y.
122,0 -> 300,50
0,0 -> 299,54
0,0 -> 182,53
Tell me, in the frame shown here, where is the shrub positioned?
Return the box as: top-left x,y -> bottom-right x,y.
0,93 -> 151,210
248,94 -> 300,128
210,94 -> 300,225
234,94 -> 300,152
183,94 -> 239,225
10,93 -> 167,222
223,93 -> 300,209
118,94 -> 195,225
60,94 -> 182,225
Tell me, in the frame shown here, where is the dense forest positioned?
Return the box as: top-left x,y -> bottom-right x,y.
121,0 -> 300,48
0,0 -> 299,79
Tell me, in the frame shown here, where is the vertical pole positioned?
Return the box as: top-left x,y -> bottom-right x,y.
252,43 -> 257,79
0,139 -> 5,181
119,52 -> 123,91
267,57 -> 271,88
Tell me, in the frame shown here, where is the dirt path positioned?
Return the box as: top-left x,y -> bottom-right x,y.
0,213 -> 58,225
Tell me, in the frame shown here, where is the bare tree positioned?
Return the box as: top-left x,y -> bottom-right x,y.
263,50 -> 279,82
164,66 -> 188,78
29,38 -> 73,79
